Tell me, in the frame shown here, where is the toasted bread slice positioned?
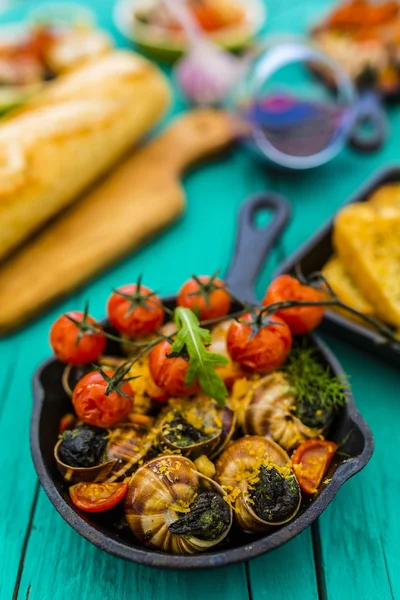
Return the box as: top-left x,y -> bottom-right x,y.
322,255 -> 375,315
334,203 -> 400,327
369,183 -> 400,212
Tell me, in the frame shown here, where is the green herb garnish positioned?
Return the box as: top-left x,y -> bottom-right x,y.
283,342 -> 349,414
171,307 -> 229,406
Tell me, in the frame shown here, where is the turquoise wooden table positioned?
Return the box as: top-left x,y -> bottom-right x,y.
1,1 -> 399,598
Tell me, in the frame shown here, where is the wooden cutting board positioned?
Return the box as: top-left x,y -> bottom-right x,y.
0,109 -> 234,335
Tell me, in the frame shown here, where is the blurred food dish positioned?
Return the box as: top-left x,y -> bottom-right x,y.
0,7 -> 112,115
114,0 -> 266,60
0,50 -> 170,262
275,167 -> 400,365
311,0 -> 400,96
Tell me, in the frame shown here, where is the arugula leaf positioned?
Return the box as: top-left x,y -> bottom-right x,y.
171,307 -> 229,406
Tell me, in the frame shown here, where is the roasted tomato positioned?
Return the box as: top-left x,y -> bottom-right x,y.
58,413 -> 77,435
72,370 -> 133,428
227,314 -> 292,373
69,482 -> 128,513
177,275 -> 231,321
292,439 -> 338,495
149,340 -> 199,396
209,321 -> 246,389
263,275 -> 325,335
50,311 -> 106,365
107,283 -> 164,337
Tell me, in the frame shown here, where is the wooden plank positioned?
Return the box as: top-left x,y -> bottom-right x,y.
16,490 -> 249,600
0,297 -> 81,599
247,531 -> 319,600
315,336 -> 400,600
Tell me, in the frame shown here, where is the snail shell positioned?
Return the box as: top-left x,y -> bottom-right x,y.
125,455 -> 233,554
55,424 -> 154,483
216,436 -> 301,533
158,396 -> 236,460
230,373 -> 321,451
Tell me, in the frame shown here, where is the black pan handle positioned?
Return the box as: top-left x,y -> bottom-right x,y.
349,91 -> 387,152
225,192 -> 291,304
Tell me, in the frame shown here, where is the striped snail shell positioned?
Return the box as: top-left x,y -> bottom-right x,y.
230,372 -> 322,451
158,396 -> 236,460
55,423 -> 154,484
216,436 -> 301,533
125,455 -> 232,555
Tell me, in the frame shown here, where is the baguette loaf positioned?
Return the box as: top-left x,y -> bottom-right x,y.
334,203 -> 400,327
0,50 -> 170,261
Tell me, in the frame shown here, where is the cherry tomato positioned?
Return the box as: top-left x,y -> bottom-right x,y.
50,311 -> 106,365
177,275 -> 231,321
69,481 -> 128,513
58,413 -> 77,435
72,370 -> 133,428
227,314 -> 292,373
149,341 -> 199,397
292,439 -> 338,495
209,321 -> 246,389
263,275 -> 325,335
107,284 -> 164,338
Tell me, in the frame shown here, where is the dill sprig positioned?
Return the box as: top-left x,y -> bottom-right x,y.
283,342 -> 349,412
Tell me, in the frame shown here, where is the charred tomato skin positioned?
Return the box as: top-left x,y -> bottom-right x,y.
72,370 -> 133,428
263,275 -> 325,335
58,426 -> 108,468
227,314 -> 292,373
107,284 -> 164,337
149,340 -> 199,396
177,276 -> 231,321
50,311 -> 106,365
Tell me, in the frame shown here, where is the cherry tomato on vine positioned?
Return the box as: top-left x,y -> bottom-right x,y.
149,340 -> 199,397
177,274 -> 231,321
292,439 -> 338,495
227,314 -> 292,373
209,321 -> 246,389
107,283 -> 164,337
263,275 -> 325,335
50,311 -> 106,365
72,370 -> 133,428
69,481 -> 128,513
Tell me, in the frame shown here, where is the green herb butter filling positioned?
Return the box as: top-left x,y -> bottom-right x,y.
168,492 -> 231,541
248,465 -> 301,523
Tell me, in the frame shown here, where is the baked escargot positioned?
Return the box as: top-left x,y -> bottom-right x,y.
157,396 -> 236,460
216,436 -> 301,533
125,455 -> 232,554
55,423 -> 157,483
230,373 -> 324,451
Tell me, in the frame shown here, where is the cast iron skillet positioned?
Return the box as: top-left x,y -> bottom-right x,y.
275,165 -> 400,369
31,192 -> 373,569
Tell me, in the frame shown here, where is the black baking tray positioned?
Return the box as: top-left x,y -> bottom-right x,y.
31,193 -> 373,569
275,164 -> 400,368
